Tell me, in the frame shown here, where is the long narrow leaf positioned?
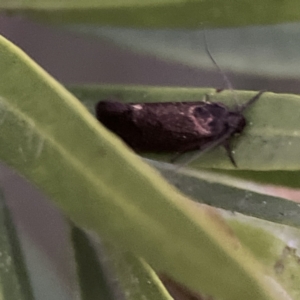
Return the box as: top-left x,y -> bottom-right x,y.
2,0 -> 300,28
148,160 -> 300,229
213,169 -> 300,189
0,35 -> 287,300
0,191 -> 34,300
71,85 -> 300,170
71,225 -> 115,300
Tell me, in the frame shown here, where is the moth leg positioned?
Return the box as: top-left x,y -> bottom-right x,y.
171,138 -> 226,165
170,143 -> 200,163
222,139 -> 237,167
171,129 -> 238,167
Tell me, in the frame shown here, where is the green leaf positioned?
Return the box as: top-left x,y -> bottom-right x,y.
71,85 -> 300,170
74,84 -> 300,189
94,238 -> 173,300
0,191 -> 34,300
212,169 -> 300,189
71,224 -> 115,300
72,224 -> 172,300
0,35 -> 288,300
2,0 -> 300,28
148,160 -> 300,229
227,215 -> 300,300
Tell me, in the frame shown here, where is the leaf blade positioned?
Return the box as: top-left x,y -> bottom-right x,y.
0,35 -> 287,300
2,0 -> 300,28
71,85 -> 300,170
148,160 -> 300,228
0,191 -> 34,300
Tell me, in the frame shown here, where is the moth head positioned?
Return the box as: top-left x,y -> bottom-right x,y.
227,112 -> 246,134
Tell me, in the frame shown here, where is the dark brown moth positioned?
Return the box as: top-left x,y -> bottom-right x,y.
95,91 -> 264,167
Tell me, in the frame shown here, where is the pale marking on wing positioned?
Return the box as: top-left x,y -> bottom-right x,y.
131,104 -> 143,110
188,105 -> 212,136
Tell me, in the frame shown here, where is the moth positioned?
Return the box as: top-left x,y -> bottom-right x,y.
95,91 -> 264,166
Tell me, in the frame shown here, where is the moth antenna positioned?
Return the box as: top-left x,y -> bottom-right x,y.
204,31 -> 238,104
238,90 -> 266,112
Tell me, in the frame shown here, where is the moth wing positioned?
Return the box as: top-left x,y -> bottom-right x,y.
192,102 -> 229,136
